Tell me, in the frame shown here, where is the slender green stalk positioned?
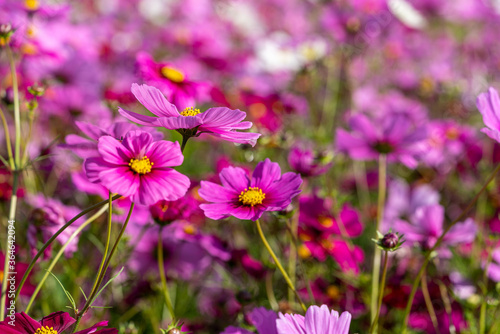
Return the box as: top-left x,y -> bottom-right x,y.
265,271 -> 279,311
288,216 -> 298,304
76,202 -> 134,330
421,269 -> 440,334
15,195 -> 122,300
284,219 -> 315,304
255,219 -> 307,312
158,227 -> 175,320
87,193 -> 114,307
0,107 -> 14,169
369,251 -> 389,333
180,135 -> 190,153
6,46 -> 21,169
401,163 -> 500,333
371,154 -> 387,323
0,172 -> 18,320
25,204 -> 109,313
480,249 -> 493,334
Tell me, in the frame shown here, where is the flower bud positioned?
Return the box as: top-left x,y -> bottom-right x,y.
381,232 -> 399,249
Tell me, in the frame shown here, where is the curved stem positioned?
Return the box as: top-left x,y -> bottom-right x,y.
371,154 -> 387,322
401,163 -> 500,333
0,171 -> 19,320
0,107 -> 14,169
255,219 -> 307,312
288,216 -> 298,304
369,251 -> 389,333
421,269 -> 440,334
6,46 -> 21,169
14,195 -> 122,301
25,204 -> 109,313
87,193 -> 113,306
77,202 -> 134,327
480,249 -> 493,334
157,227 -> 175,321
180,135 -> 190,153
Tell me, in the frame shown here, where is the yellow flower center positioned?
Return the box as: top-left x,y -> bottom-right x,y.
161,66 -> 185,83
318,216 -> 334,228
239,187 -> 265,206
129,156 -> 153,174
183,224 -> 197,235
35,326 -> 58,334
326,285 -> 340,300
297,244 -> 311,259
25,0 -> 39,10
180,107 -> 201,117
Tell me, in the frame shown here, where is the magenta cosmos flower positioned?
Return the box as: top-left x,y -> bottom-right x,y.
199,159 -> 302,221
0,311 -> 116,334
118,83 -> 260,146
477,87 -> 500,142
276,305 -> 351,334
84,130 -> 190,206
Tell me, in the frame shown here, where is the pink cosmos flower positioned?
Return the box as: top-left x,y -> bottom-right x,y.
221,307 -> 278,334
477,87 -> 500,143
336,112 -> 427,168
0,311 -> 116,334
276,305 -> 351,334
136,52 -> 209,109
84,130 -> 190,206
62,121 -> 163,159
198,159 -> 302,221
119,83 -> 260,146
394,204 -> 477,254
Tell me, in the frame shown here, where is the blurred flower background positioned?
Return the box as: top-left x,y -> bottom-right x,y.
2,0 -> 500,333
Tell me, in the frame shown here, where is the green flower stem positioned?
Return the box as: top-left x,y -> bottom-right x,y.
0,107 -> 14,169
6,45 -> 21,169
158,227 -> 175,321
369,251 -> 389,334
0,171 -> 19,321
25,204 -> 109,313
480,249 -> 493,334
87,193 -> 114,308
401,163 -> 500,333
14,195 -> 122,301
255,219 -> 307,312
75,202 -> 134,332
180,135 -> 190,153
288,216 -> 298,304
420,269 -> 440,334
371,154 -> 387,323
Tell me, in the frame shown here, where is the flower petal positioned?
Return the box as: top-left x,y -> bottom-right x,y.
219,166 -> 250,191
147,140 -> 184,167
251,159 -> 281,190
97,136 -> 132,165
99,166 -> 140,198
198,181 -> 238,203
118,107 -> 161,126
133,169 -> 190,205
131,83 -> 180,117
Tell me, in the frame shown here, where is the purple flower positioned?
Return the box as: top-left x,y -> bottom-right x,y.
336,112 -> 426,168
84,130 -> 190,206
276,305 -> 351,334
383,178 -> 440,230
62,121 -> 163,159
136,51 -> 209,109
477,87 -> 500,143
118,83 -> 260,146
199,159 -> 302,221
288,142 -> 333,177
221,307 -> 278,334
27,195 -> 84,258
394,204 -> 477,253
0,311 -> 116,334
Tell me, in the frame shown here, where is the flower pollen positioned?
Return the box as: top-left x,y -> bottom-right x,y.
180,107 -> 201,117
129,156 -> 153,174
239,187 -> 265,206
35,326 -> 58,334
161,66 -> 185,83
